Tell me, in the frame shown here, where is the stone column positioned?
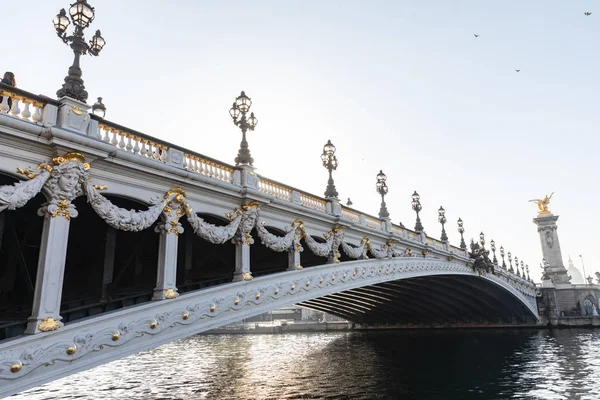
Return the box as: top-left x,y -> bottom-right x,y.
287,248 -> 302,271
153,230 -> 180,300
533,214 -> 570,285
25,213 -> 71,334
232,202 -> 259,282
233,242 -> 252,281
152,189 -> 186,300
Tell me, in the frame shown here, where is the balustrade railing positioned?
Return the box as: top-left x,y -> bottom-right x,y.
365,215 -> 383,230
341,206 -> 361,223
98,122 -> 168,162
184,153 -> 234,183
0,83 -> 57,124
299,193 -> 327,213
258,178 -> 293,201
392,224 -> 404,235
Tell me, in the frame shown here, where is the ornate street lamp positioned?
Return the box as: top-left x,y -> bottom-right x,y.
490,239 -> 497,264
457,218 -> 466,249
411,191 -> 424,232
346,198 -> 353,207
514,256 -> 520,276
321,140 -> 339,198
508,251 -> 513,272
438,206 -> 448,242
520,261 -> 525,278
479,232 -> 485,247
526,264 -> 530,281
500,246 -> 506,269
53,1 -> 106,102
91,96 -> 106,118
230,91 -> 258,166
376,170 -> 389,218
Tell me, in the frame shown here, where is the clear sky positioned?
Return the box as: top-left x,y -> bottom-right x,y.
4,1 -> 599,282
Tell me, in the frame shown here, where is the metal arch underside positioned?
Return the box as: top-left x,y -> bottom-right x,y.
298,275 -> 535,325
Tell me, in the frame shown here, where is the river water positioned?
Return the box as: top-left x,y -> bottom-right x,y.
13,329 -> 600,400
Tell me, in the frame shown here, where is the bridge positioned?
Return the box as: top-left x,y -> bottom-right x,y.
0,83 -> 538,396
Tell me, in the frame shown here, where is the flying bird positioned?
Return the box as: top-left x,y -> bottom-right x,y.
585,12 -> 592,16
474,34 -> 479,37
515,69 -> 521,72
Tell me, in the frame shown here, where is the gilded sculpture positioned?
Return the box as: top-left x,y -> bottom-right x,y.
529,192 -> 554,215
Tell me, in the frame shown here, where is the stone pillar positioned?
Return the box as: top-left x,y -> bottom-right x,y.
152,230 -> 179,300
152,188 -> 186,300
233,242 -> 252,281
25,214 -> 71,334
287,249 -> 301,271
533,214 -> 570,286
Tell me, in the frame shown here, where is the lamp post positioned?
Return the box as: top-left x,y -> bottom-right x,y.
230,91 -> 258,166
91,96 -> 106,118
479,232 -> 485,248
376,170 -> 389,218
579,255 -> 588,284
520,260 -> 524,278
526,264 -> 530,281
514,256 -> 520,276
500,246 -> 506,269
490,240 -> 497,264
457,218 -> 466,249
411,191 -> 424,232
53,1 -> 106,102
438,206 -> 448,242
508,252 -> 513,272
321,140 -> 339,198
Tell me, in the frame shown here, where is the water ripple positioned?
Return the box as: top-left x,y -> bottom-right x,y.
12,329 -> 600,400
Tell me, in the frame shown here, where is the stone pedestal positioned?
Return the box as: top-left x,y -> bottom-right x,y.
57,97 -> 91,135
25,214 -> 71,334
533,214 -> 570,286
152,231 -> 179,300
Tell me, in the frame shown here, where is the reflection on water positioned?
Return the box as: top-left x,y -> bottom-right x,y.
13,329 -> 600,400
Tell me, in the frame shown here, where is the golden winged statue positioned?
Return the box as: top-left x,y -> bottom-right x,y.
529,192 -> 554,215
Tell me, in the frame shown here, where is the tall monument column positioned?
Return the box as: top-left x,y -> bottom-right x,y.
531,193 -> 571,286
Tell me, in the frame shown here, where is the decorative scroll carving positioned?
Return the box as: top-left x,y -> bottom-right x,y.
155,188 -> 187,236
84,182 -> 165,232
545,230 -> 554,248
325,226 -> 345,263
232,201 -> 260,246
186,212 -> 242,244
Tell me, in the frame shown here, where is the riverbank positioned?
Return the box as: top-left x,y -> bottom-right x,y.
207,321 -> 352,334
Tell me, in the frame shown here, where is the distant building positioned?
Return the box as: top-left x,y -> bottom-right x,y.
567,255 -> 584,284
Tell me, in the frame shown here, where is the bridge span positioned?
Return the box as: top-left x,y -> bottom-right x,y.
0,83 -> 537,397
0,257 -> 537,397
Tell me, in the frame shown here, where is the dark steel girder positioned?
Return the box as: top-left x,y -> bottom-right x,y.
383,278 -> 491,321
308,294 -> 400,323
325,290 -> 426,323
347,285 -> 451,324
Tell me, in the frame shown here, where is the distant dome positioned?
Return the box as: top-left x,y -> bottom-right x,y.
567,256 -> 584,284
